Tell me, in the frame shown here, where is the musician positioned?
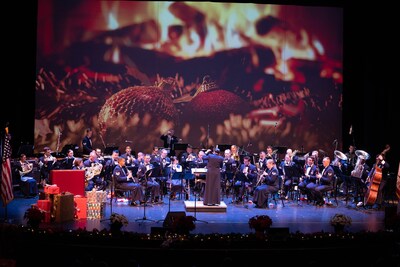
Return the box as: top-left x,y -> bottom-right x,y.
266,146 -> 277,163
180,144 -> 197,171
298,156 -> 318,201
160,129 -> 179,156
95,148 -> 104,162
258,151 -> 268,171
311,157 -> 335,206
16,154 -> 38,197
221,149 -> 237,196
351,156 -> 370,206
230,145 -> 240,162
72,158 -> 84,170
150,146 -> 160,164
82,128 -> 93,155
279,154 -> 296,199
61,149 -> 75,169
234,156 -> 257,203
193,150 -> 208,197
137,154 -> 162,204
121,146 -> 136,169
202,148 -> 224,206
113,157 -> 144,206
365,154 -> 389,210
168,156 -> 185,200
104,150 -> 120,183
83,151 -> 106,191
345,145 -> 357,172
158,148 -> 171,196
253,159 -> 279,208
133,152 -> 144,166
38,146 -> 57,186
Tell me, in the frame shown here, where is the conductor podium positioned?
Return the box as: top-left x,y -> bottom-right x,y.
50,170 -> 85,196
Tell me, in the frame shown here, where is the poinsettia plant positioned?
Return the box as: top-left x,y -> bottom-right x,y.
330,213 -> 352,226
109,213 -> 129,226
24,204 -> 44,226
248,215 -> 272,231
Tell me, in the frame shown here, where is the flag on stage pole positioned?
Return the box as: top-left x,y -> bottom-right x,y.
1,127 -> 13,206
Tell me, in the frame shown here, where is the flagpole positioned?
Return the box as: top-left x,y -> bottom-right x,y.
1,124 -> 14,223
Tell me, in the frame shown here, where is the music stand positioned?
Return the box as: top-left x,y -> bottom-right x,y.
156,171 -> 183,224
136,169 -> 155,224
187,170 -> 208,224
283,165 -> 302,202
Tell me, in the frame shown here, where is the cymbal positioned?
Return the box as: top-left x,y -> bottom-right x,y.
318,149 -> 327,155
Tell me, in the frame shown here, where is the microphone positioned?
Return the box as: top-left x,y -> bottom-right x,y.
332,139 -> 338,145
349,125 -> 353,135
125,140 -> 133,143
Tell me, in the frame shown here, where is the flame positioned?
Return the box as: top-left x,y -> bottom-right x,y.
112,46 -> 120,64
44,2 -> 340,82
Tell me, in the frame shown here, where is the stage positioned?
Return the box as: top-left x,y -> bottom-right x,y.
1,189 -> 393,235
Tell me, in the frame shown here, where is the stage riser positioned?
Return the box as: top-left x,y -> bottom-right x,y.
184,201 -> 227,212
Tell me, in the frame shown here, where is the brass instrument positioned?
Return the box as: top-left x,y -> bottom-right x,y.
19,162 -> 33,176
255,169 -> 267,187
85,162 -> 103,181
351,150 -> 370,179
332,150 -> 347,167
334,150 -> 348,161
355,150 -> 370,160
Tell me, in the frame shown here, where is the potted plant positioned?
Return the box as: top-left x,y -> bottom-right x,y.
24,204 -> 44,229
248,215 -> 272,238
109,213 -> 128,232
330,213 -> 352,233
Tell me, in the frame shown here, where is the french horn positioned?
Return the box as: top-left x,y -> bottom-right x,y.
85,162 -> 103,181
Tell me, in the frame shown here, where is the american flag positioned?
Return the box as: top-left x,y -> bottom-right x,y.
1,130 -> 14,206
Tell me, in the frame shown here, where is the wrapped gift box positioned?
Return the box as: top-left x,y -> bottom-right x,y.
37,199 -> 52,223
44,185 -> 60,195
52,192 -> 75,223
86,190 -> 107,203
74,196 -> 87,219
87,202 -> 104,219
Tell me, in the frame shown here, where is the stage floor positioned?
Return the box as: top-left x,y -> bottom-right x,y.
1,191 -> 394,234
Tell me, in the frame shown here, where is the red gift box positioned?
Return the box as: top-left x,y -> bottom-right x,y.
37,199 -> 52,223
74,196 -> 87,219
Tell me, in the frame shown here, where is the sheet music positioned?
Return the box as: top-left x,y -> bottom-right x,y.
191,168 -> 207,174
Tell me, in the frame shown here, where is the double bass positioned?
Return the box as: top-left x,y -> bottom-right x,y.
364,145 -> 390,206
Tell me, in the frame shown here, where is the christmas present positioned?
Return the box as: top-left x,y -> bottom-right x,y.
52,192 -> 75,223
37,199 -> 52,223
74,196 -> 87,219
44,184 -> 60,195
87,202 -> 105,219
86,189 -> 107,203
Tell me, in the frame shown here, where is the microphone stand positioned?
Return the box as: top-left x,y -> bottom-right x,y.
156,170 -> 174,224
193,190 -> 208,224
136,170 -> 155,224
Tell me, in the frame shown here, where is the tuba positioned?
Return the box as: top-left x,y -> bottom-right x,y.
351,150 -> 370,179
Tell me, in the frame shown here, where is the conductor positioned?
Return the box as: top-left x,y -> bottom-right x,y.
160,129 -> 179,156
202,148 -> 224,206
